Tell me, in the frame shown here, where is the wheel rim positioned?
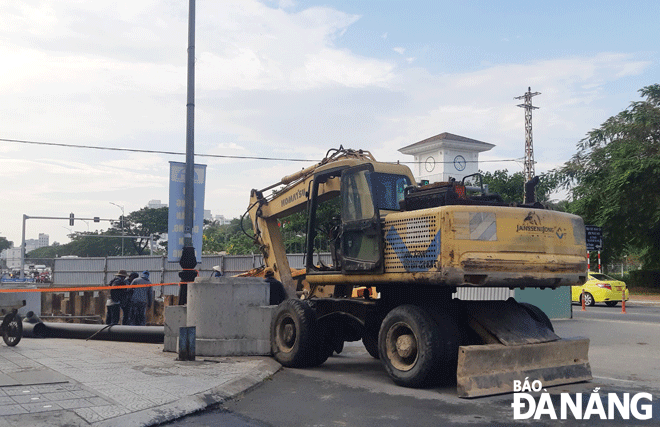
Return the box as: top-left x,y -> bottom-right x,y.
585,294 -> 593,306
275,314 -> 297,353
385,321 -> 418,371
4,319 -> 21,345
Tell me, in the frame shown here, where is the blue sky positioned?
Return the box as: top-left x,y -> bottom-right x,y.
0,0 -> 658,246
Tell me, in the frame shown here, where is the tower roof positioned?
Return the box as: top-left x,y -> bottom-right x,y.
399,132 -> 494,155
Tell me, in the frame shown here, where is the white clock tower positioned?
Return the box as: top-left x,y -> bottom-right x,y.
398,132 -> 494,184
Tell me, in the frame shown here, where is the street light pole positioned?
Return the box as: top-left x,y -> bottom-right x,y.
109,202 -> 125,256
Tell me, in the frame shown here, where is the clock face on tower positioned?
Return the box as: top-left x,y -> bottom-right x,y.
425,156 -> 435,172
453,155 -> 466,171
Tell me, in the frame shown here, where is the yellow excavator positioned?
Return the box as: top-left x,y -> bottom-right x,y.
247,147 -> 591,397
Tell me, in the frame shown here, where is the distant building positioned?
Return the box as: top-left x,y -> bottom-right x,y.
147,199 -> 168,209
213,215 -> 232,225
204,209 -> 213,221
399,132 -> 495,183
4,247 -> 21,269
1,234 -> 50,269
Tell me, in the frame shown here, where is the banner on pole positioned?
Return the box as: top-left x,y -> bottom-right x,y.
168,162 -> 207,262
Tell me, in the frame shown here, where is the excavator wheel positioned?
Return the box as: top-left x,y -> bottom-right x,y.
362,330 -> 380,359
378,305 -> 445,388
271,299 -> 319,368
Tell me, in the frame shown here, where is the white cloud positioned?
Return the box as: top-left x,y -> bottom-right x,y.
0,1 -> 654,245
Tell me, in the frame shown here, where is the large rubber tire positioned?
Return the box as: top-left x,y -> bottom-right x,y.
271,299 -> 318,368
378,305 -> 443,388
605,301 -> 618,307
2,313 -> 22,347
519,302 -> 554,332
362,330 -> 380,359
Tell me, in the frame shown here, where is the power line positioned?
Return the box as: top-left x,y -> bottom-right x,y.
0,137 -> 521,165
0,138 -> 313,162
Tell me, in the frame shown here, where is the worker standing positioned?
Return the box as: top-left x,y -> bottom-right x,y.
129,271 -> 153,326
121,272 -> 139,325
106,270 -> 128,325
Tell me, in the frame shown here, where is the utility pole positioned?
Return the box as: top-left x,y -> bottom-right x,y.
515,87 -> 541,204
515,87 -> 540,182
178,0 -> 197,305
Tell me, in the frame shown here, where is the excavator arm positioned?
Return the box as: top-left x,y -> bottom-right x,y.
247,148 -> 376,297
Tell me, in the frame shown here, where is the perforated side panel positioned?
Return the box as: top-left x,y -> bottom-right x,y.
383,215 -> 439,272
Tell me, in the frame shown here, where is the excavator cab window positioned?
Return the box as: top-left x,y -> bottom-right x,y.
339,164 -> 384,274
371,173 -> 412,211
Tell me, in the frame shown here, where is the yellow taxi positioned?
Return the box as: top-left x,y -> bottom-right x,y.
572,272 -> 629,307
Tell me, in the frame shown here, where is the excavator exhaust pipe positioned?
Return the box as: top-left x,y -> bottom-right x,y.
456,337 -> 591,398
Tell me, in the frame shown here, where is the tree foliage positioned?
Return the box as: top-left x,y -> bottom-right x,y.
0,237 -> 12,252
479,169 -> 560,205
107,207 -> 168,255
203,218 -> 256,255
555,84 -> 660,268
27,207 -> 169,259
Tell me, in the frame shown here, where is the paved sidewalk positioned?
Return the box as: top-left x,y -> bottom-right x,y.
0,337 -> 280,427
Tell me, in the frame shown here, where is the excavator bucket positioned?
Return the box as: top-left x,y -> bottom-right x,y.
455,300 -> 591,398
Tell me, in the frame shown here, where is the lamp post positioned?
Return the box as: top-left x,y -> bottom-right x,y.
109,202 -> 125,256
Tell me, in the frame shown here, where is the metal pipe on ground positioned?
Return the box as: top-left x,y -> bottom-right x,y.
22,317 -> 164,343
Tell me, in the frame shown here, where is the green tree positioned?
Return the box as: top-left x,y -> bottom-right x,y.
107,207 -> 168,255
0,237 -> 12,252
479,169 -> 559,204
203,218 -> 256,255
27,207 -> 169,259
555,84 -> 660,268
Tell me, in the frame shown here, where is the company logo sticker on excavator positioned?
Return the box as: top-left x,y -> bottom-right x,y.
516,212 -> 560,237
280,188 -> 306,208
385,227 -> 441,272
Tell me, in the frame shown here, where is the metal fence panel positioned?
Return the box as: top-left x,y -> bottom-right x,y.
106,256 -> 165,285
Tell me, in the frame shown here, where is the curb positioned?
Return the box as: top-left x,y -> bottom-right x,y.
91,358 -> 281,427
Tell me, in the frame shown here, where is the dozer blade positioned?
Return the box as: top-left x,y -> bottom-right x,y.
456,337 -> 591,398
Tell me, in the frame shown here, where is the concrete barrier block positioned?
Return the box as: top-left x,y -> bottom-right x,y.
231,278 -> 268,306
187,278 -> 276,356
164,305 -> 187,338
248,306 -> 277,341
163,336 -> 177,353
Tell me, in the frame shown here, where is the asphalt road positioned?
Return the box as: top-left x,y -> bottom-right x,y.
161,302 -> 660,427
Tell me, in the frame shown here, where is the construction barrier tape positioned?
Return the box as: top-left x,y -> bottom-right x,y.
0,269 -> 203,293
0,282 -> 187,293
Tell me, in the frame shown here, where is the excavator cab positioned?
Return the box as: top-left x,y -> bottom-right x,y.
305,164 -> 412,276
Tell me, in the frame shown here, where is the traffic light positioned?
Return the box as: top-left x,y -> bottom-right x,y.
69,213 -> 75,226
